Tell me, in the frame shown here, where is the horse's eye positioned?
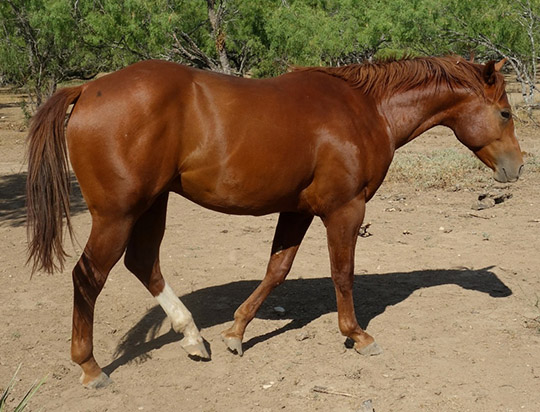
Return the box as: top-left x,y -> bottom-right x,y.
500,110 -> 512,120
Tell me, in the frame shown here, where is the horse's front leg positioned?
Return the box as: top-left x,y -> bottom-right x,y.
221,212 -> 313,355
323,196 -> 383,356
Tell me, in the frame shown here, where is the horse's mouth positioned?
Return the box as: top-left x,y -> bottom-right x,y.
494,164 -> 523,183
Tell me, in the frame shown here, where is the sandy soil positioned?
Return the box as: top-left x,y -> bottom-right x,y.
1,86 -> 539,412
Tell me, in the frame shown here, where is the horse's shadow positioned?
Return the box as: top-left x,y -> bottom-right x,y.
104,267 -> 510,376
0,172 -> 87,227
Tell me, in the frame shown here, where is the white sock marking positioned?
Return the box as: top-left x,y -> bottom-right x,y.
155,282 -> 202,345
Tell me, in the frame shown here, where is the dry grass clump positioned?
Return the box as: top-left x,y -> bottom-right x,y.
386,148 -> 489,189
523,151 -> 540,173
387,148 -> 540,189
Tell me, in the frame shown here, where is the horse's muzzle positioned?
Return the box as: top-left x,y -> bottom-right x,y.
493,163 -> 524,183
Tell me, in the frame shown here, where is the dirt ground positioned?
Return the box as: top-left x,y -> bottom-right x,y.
1,85 -> 539,412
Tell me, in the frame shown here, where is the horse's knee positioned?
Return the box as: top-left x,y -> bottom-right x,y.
331,269 -> 354,292
267,258 -> 292,286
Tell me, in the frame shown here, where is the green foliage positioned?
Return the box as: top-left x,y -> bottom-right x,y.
0,0 -> 99,106
257,0 -> 393,76
1,0 -> 540,106
82,0 -> 206,65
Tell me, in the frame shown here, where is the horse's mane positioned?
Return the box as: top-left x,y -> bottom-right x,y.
293,56 -> 505,101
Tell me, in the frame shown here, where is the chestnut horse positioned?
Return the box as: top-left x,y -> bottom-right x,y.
27,56 -> 523,388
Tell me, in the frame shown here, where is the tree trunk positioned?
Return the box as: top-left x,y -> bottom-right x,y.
206,0 -> 232,74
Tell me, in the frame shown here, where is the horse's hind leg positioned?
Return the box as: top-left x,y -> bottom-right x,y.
221,212 -> 313,355
124,193 -> 208,359
71,215 -> 134,388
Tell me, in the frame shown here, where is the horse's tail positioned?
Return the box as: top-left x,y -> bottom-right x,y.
26,86 -> 83,274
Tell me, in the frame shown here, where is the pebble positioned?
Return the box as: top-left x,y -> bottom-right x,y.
273,306 -> 286,315
295,330 -> 315,341
262,381 -> 274,389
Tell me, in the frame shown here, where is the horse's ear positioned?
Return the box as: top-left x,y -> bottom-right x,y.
469,51 -> 475,63
482,61 -> 497,85
494,58 -> 507,72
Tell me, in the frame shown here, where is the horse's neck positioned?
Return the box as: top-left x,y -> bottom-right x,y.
380,87 -> 465,150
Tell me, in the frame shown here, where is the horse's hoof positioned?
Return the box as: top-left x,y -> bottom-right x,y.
355,341 -> 383,356
81,371 -> 112,389
221,334 -> 243,356
181,339 -> 210,360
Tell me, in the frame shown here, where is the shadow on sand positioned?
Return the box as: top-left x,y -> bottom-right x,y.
0,172 -> 87,227
104,266 -> 511,376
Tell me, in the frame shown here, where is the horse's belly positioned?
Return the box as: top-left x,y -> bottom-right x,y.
173,166 -> 307,216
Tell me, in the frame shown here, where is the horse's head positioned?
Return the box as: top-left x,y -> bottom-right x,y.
446,59 -> 524,183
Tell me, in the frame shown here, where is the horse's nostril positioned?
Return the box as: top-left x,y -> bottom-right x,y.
518,164 -> 524,177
